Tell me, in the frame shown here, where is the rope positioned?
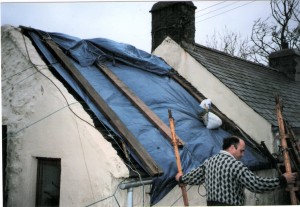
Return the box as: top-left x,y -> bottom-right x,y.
85,179 -> 126,207
2,102 -> 79,140
74,116 -> 96,200
170,185 -> 193,206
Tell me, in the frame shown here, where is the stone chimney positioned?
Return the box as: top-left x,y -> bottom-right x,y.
150,1 -> 197,52
269,49 -> 300,81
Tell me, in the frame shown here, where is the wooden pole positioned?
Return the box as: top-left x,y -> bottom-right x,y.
168,109 -> 189,206
275,95 -> 298,205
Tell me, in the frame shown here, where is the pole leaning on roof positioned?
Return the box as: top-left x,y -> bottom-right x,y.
168,109 -> 189,206
275,95 -> 299,205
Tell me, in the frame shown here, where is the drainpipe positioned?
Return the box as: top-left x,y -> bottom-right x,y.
119,178 -> 153,207
127,188 -> 133,207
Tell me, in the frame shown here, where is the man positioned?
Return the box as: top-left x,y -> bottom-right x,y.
175,136 -> 297,206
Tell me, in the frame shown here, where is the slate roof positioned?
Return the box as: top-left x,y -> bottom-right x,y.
186,43 -> 300,129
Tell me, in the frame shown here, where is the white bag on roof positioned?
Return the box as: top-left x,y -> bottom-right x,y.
199,99 -> 222,129
200,98 -> 211,109
203,112 -> 222,129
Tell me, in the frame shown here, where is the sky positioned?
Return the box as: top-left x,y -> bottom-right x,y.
1,1 -> 272,53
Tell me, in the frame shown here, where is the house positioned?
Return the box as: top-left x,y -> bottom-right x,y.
2,2 -> 299,207
151,1 -> 300,155
1,25 -> 129,207
151,1 -> 300,204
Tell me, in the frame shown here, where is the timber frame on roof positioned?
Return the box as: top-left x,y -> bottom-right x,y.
95,61 -> 185,146
21,26 -> 276,178
29,29 -> 164,177
20,27 -> 154,178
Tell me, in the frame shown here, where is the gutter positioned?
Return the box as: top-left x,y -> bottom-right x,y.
119,178 -> 153,207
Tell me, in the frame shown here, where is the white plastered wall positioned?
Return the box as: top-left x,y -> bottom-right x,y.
1,25 -> 129,207
153,37 -> 275,152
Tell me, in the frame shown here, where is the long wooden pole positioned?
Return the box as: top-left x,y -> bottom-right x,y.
168,109 -> 189,206
275,95 -> 298,205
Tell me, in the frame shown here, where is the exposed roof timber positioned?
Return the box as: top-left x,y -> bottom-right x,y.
95,61 -> 185,147
34,30 -> 163,177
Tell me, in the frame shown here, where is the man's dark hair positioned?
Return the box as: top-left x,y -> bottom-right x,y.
222,136 -> 240,150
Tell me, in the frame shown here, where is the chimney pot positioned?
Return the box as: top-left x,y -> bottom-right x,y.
269,49 -> 300,81
150,1 -> 197,52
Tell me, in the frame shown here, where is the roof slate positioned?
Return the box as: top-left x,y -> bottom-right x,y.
186,44 -> 300,128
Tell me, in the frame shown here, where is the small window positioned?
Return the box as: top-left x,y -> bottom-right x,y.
36,158 -> 61,207
2,125 -> 7,206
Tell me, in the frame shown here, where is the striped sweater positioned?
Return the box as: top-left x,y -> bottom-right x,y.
180,151 -> 285,205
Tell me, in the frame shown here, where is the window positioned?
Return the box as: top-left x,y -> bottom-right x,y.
2,125 -> 7,206
36,158 -> 61,207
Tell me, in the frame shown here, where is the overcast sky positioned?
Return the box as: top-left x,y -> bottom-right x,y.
1,1 -> 272,53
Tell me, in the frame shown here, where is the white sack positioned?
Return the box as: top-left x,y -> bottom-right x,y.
203,112 -> 223,129
200,98 -> 212,110
199,99 -> 222,129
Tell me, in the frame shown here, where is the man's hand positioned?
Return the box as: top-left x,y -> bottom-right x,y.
175,172 -> 183,181
283,172 -> 298,184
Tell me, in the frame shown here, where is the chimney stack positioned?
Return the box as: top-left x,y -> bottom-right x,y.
269,49 -> 300,81
150,1 -> 197,52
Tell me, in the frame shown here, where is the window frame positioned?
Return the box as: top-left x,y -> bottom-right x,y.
35,157 -> 61,207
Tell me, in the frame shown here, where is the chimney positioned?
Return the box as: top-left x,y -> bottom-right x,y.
269,49 -> 300,81
150,1 -> 197,52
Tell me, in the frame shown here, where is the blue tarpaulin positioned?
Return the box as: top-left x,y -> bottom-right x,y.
23,27 -> 271,205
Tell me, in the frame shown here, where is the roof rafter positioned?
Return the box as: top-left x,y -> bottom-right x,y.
96,61 -> 185,147
32,29 -> 163,177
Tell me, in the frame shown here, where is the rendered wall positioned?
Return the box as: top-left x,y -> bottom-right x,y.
1,25 -> 129,207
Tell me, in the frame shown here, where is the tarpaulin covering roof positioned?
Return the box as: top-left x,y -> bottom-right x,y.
23,27 -> 271,205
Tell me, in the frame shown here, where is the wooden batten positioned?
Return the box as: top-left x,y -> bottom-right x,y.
95,62 -> 184,147
34,32 -> 163,177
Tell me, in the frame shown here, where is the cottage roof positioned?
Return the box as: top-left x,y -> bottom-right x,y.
20,26 -> 271,205
186,44 -> 300,129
